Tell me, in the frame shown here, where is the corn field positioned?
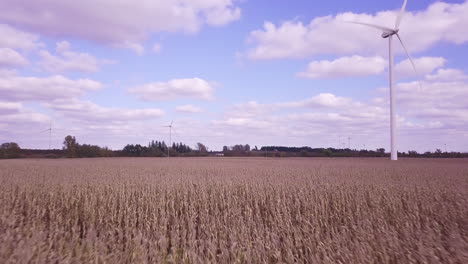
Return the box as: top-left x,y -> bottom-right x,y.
0,158 -> 467,263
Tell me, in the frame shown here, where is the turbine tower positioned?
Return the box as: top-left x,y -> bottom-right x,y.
348,0 -> 418,161
162,120 -> 173,157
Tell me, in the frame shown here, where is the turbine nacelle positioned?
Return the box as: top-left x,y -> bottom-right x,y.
381,29 -> 398,39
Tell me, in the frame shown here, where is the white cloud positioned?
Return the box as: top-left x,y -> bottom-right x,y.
204,5 -> 241,26
0,69 -> 16,77
396,80 -> 468,110
38,41 -> 115,73
394,56 -> 446,79
373,70 -> 468,132
0,101 -> 49,125
152,43 -> 162,54
297,56 -> 446,80
227,94 -> 361,121
426,68 -> 468,82
283,93 -> 357,108
395,81 -> 468,133
0,24 -> 41,50
297,56 -> 386,79
0,101 -> 22,115
0,0 -> 241,53
129,78 -> 216,101
46,99 -> 164,123
0,74 -> 102,101
211,78 -> 468,151
211,94 -> 391,150
115,41 -> 145,55
246,1 -> 468,60
0,48 -> 29,68
176,104 -> 203,113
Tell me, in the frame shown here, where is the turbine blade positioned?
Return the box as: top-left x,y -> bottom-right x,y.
397,33 -> 422,88
345,21 -> 393,33
396,33 -> 417,75
395,0 -> 408,29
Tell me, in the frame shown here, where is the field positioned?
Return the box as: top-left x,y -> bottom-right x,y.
0,158 -> 467,263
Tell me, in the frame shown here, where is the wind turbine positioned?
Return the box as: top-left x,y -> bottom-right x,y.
40,122 -> 53,149
348,0 -> 418,161
161,120 -> 173,157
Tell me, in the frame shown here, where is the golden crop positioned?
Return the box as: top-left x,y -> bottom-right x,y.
0,158 -> 467,263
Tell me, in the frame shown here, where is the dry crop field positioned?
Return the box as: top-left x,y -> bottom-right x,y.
0,158 -> 467,263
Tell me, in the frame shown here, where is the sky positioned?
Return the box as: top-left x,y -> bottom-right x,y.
1,0 -> 467,152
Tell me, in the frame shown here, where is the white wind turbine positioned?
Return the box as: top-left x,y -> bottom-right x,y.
40,122 -> 53,149
161,120 -> 174,157
348,0 -> 418,161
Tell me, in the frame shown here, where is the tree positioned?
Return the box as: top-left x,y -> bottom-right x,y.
1,142 -> 20,151
0,142 -> 21,158
196,142 -> 208,153
63,135 -> 77,158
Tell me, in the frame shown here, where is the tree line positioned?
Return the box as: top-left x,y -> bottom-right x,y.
1,138 -> 467,159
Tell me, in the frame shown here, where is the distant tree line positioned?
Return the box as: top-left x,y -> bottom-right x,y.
62,135 -> 114,158
1,139 -> 467,159
258,146 -> 388,158
119,140 -> 194,157
222,144 -> 254,156
219,145 -> 468,158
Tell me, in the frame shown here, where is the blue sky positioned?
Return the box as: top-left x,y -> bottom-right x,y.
1,0 -> 467,152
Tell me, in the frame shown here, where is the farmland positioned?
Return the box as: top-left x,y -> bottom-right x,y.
0,158 -> 467,263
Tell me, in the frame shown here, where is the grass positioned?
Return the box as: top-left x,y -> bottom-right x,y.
0,158 -> 467,263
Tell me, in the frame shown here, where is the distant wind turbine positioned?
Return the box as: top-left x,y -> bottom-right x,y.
347,0 -> 418,161
162,120 -> 173,157
40,122 -> 53,149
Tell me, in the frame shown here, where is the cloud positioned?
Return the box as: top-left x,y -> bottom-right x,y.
152,43 -> 162,54
394,56 -> 446,79
394,80 -> 468,133
204,4 -> 241,26
225,94 -> 362,123
281,93 -> 357,108
211,80 -> 468,151
374,69 -> 468,131
0,101 -> 22,115
115,41 -> 145,55
246,1 -> 468,60
0,48 -> 29,68
297,56 -> 386,79
176,104 -> 203,113
0,0 -> 241,53
296,55 -> 447,80
129,78 -> 216,101
0,101 -> 49,125
46,99 -> 164,123
0,74 -> 102,101
425,68 -> 468,82
211,93 -> 390,150
38,41 -> 115,73
396,80 -> 468,110
0,24 -> 41,50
